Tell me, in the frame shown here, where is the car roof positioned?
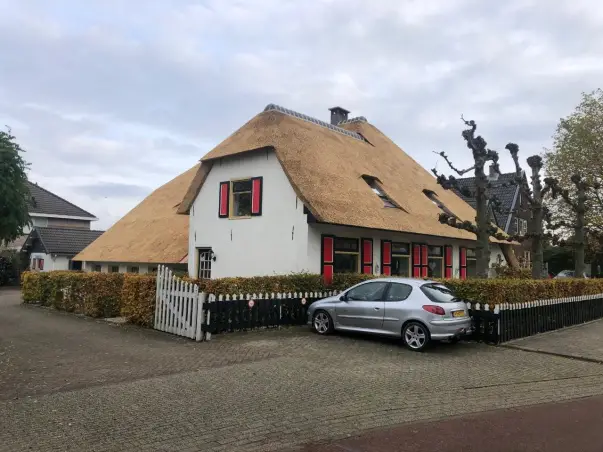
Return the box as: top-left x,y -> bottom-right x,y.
360,277 -> 435,287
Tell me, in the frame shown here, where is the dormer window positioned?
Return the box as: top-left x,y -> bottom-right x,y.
423,189 -> 457,218
362,176 -> 397,208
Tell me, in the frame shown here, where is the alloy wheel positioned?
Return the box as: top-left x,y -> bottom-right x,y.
314,312 -> 330,334
405,324 -> 427,350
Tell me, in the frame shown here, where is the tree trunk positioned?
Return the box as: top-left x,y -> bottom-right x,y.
528,159 -> 544,279
575,184 -> 587,277
475,165 -> 491,278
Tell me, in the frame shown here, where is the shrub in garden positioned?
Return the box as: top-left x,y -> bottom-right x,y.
121,274 -> 156,327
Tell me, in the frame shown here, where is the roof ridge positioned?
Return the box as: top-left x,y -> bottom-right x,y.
338,116 -> 367,125
263,104 -> 366,141
27,181 -> 97,218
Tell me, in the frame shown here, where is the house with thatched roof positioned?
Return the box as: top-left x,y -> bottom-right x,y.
178,104 -> 511,282
73,165 -> 198,274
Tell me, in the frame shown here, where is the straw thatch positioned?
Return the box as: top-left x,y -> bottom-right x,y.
180,108 -> 504,242
74,164 -> 199,264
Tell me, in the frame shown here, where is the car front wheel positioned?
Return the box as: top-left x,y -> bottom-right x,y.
313,310 -> 334,335
402,322 -> 430,351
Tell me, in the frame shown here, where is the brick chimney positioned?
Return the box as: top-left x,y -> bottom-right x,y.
329,106 -> 350,125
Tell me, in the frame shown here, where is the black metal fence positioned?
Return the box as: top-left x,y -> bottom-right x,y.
469,294 -> 603,344
204,291 -> 340,335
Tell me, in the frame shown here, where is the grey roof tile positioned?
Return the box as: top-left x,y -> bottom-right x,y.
453,172 -> 518,230
27,181 -> 96,218
31,227 -> 104,255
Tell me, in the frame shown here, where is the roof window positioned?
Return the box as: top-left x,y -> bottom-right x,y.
423,189 -> 457,218
362,176 -> 398,208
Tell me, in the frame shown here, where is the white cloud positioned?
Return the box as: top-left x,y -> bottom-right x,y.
1,0 -> 602,229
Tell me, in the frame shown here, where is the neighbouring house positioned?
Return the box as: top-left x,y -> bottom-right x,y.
454,170 -> 532,267
18,181 -> 103,271
179,104 -> 512,281
72,165 -> 199,274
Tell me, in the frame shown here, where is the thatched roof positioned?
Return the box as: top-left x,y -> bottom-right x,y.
74,164 -> 199,264
180,105 -> 502,242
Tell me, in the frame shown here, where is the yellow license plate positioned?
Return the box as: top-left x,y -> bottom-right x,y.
452,310 -> 465,318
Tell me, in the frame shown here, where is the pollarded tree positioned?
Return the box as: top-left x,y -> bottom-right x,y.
0,128 -> 30,246
432,118 -> 504,278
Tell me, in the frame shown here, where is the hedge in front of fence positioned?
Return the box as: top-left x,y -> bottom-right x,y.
21,271 -> 124,318
121,274 -> 156,327
442,278 -> 603,306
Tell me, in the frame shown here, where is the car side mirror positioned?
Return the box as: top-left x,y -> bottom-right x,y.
340,294 -> 347,302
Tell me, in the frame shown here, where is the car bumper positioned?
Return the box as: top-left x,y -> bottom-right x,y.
428,318 -> 472,340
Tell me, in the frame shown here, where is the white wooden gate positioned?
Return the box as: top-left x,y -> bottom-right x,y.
154,265 -> 205,341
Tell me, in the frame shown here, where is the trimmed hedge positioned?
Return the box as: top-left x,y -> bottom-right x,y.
121,275 -> 156,326
22,271 -> 124,318
21,270 -> 603,328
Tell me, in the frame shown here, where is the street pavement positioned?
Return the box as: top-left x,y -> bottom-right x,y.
508,319 -> 603,363
2,287 -> 603,451
289,395 -> 603,452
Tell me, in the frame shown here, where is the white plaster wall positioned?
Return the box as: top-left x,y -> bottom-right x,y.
188,149 -> 309,278
30,253 -> 70,272
83,262 -> 152,274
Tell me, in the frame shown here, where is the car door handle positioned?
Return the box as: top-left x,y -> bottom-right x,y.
374,307 -> 381,311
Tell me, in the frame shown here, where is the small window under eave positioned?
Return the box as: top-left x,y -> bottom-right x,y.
362,176 -> 399,209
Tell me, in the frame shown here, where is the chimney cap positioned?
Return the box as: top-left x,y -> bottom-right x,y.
328,106 -> 350,114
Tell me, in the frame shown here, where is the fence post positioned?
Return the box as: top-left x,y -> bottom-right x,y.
195,290 -> 205,341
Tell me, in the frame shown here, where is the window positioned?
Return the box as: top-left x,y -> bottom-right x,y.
423,190 -> 457,218
362,176 -> 398,208
346,281 -> 389,301
197,248 -> 213,279
231,179 -> 252,217
466,248 -> 477,278
70,260 -> 82,271
520,219 -> 528,236
334,237 -> 359,273
385,283 -> 412,301
32,217 -> 48,227
129,266 -> 139,274
514,217 -> 519,234
109,266 -> 120,273
427,246 -> 443,278
93,264 -> 102,272
391,242 -> 411,277
421,283 -> 459,303
150,267 -> 158,274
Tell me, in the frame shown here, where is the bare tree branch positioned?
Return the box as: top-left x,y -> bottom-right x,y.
433,151 -> 476,176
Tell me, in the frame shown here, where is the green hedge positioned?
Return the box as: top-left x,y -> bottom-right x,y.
22,270 -> 603,327
22,271 -> 124,318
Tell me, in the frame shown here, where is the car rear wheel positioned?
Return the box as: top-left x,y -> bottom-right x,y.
313,310 -> 334,335
402,322 -> 430,351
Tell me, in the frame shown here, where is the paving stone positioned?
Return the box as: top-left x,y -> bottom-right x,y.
3,287 -> 603,451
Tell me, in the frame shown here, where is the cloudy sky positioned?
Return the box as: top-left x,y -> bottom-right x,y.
1,0 -> 601,229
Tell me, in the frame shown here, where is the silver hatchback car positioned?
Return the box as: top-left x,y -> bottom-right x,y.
307,278 -> 471,351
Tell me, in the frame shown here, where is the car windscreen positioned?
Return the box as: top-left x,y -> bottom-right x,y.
420,283 -> 459,303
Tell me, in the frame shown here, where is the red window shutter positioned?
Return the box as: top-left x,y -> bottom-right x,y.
413,244 -> 420,266
413,267 -> 420,278
362,239 -> 372,264
381,240 -> 391,275
322,236 -> 335,284
323,265 -> 334,285
421,245 -> 428,265
218,182 -> 230,218
382,241 -> 391,265
444,245 -> 453,279
39,259 -> 44,271
460,247 -> 467,280
251,177 -> 263,216
445,246 -> 452,266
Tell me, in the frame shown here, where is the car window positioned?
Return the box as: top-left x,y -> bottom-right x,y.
346,282 -> 389,301
385,283 -> 412,301
420,283 -> 458,303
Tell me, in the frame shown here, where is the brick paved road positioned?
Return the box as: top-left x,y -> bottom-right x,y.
3,287 -> 603,451
508,319 -> 603,363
